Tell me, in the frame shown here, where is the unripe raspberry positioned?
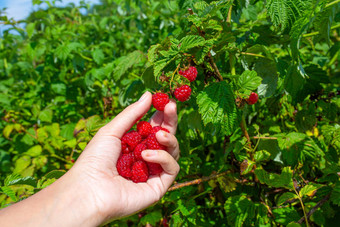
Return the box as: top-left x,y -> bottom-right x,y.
174,85 -> 191,102
179,66 -> 197,82
131,161 -> 149,183
137,121 -> 152,138
152,93 -> 170,111
247,92 -> 259,105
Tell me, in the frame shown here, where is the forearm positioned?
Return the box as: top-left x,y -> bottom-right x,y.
0,169 -> 100,227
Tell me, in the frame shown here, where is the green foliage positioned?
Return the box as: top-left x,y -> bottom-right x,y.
1,0 -> 340,225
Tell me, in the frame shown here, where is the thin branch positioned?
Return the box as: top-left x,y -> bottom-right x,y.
297,194 -> 331,224
240,52 -> 266,58
326,0 -> 340,8
252,136 -> 277,140
303,24 -> 340,38
168,171 -> 229,191
207,54 -> 223,81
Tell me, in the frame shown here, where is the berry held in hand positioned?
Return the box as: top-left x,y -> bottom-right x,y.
174,85 -> 192,102
152,93 -> 170,111
117,122 -> 170,183
247,92 -> 259,105
179,66 -> 198,82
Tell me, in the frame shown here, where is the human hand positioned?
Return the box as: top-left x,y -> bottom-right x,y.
69,91 -> 180,224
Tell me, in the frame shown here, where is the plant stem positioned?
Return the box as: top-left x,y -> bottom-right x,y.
240,52 -> 266,58
168,171 -> 229,191
227,3 -> 233,23
303,24 -> 340,37
326,0 -> 340,8
229,53 -> 236,75
208,54 -> 223,81
169,64 -> 181,91
297,194 -> 331,224
293,184 -> 310,227
252,136 -> 277,140
240,113 -> 251,149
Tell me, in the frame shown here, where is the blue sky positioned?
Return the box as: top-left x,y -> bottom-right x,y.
0,0 -> 101,21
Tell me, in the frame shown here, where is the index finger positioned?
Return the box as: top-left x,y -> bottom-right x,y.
150,100 -> 177,135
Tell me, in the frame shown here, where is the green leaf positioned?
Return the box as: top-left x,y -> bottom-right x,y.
238,70 -> 262,91
255,166 -> 294,189
330,182 -> 340,206
179,35 -> 206,52
39,109 -> 53,123
92,49 -> 105,65
224,195 -> 255,227
3,124 -> 14,139
113,51 -> 145,80
178,199 -> 196,216
272,207 -> 300,225
254,150 -> 271,163
277,192 -> 298,206
197,81 -> 238,136
1,186 -> 17,202
55,43 -> 71,60
43,170 -> 66,180
140,210 -> 162,225
299,184 -> 318,197
26,23 -> 35,38
254,59 -> 278,97
25,145 -> 42,157
5,174 -> 37,187
147,44 -> 159,63
60,123 -> 76,140
142,66 -> 158,89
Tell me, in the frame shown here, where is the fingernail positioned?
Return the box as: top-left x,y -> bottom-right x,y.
157,131 -> 167,138
138,92 -> 149,102
143,150 -> 157,157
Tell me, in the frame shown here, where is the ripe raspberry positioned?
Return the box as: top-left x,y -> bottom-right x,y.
174,85 -> 191,102
146,133 -> 167,150
133,143 -> 147,161
179,66 -> 197,82
247,92 -> 259,105
151,126 -> 170,134
121,131 -> 142,152
152,93 -> 170,111
137,121 -> 152,138
131,161 -> 149,183
147,162 -> 163,175
117,153 -> 135,179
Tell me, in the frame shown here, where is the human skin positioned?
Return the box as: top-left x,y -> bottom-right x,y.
0,91 -> 180,227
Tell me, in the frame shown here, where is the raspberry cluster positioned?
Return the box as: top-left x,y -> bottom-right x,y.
117,121 -> 169,183
151,66 -> 198,111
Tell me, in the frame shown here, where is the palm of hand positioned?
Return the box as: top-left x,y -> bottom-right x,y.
71,92 -> 179,222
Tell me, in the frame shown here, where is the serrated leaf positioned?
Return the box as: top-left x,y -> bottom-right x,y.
140,210 -> 162,225
197,81 -> 238,136
272,207 -> 300,225
224,195 -> 255,227
25,145 -> 42,157
238,70 -> 262,91
5,174 -> 37,187
147,44 -> 159,63
254,59 -> 278,97
330,182 -> 340,206
254,150 -> 271,163
179,35 -> 206,52
217,175 -> 236,193
113,51 -> 145,80
43,170 -> 66,180
299,184 -> 318,197
277,192 -> 298,206
92,49 -> 105,65
142,66 -> 159,89
255,166 -> 294,189
1,186 -> 17,202
178,199 -> 196,216
39,109 -> 53,123
55,43 -> 71,60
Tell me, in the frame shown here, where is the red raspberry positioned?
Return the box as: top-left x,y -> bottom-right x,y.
247,92 -> 259,105
133,143 -> 147,161
147,162 -> 163,175
137,121 -> 152,138
179,66 -> 197,82
117,153 -> 135,179
146,133 -> 167,150
151,126 -> 170,133
121,131 -> 142,152
152,93 -> 170,111
131,161 -> 149,183
174,85 -> 191,102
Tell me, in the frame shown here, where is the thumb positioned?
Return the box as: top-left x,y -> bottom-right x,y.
98,92 -> 152,139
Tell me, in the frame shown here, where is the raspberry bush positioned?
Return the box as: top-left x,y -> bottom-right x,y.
1,0 -> 340,226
